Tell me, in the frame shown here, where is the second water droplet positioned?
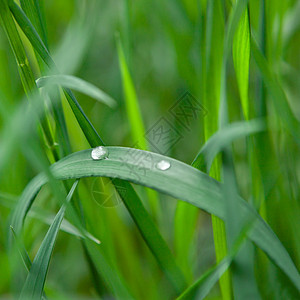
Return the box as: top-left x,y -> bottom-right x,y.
156,160 -> 171,171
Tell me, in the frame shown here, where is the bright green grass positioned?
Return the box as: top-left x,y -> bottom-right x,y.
0,0 -> 300,299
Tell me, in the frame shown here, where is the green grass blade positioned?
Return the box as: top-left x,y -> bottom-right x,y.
0,0 -> 59,162
19,180 -> 79,300
36,75 -> 117,108
251,38 -> 300,143
116,34 -> 159,217
8,1 -> 54,69
19,0 -> 48,48
10,226 -> 32,272
0,0 -> 35,95
201,1 -> 231,298
0,194 -> 100,243
178,255 -> 232,300
10,1 -> 71,157
10,147 -> 300,292
232,7 -> 250,120
116,35 -> 147,150
10,227 -> 48,300
192,118 -> 266,171
84,241 -> 135,299
177,221 -> 252,300
222,149 -> 260,299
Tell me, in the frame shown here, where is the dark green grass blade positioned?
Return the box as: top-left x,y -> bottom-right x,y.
19,180 -> 78,300
8,1 -> 55,69
10,147 -> 300,292
19,0 -> 48,48
36,75 -> 117,108
192,118 -> 266,171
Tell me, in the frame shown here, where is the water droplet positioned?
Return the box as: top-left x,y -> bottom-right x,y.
156,160 -> 171,171
91,146 -> 109,160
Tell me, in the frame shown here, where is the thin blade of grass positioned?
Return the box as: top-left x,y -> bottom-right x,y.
116,34 -> 159,217
116,35 -> 147,150
10,227 -> 48,300
222,148 -> 260,299
19,180 -> 79,300
10,147 -> 300,292
201,1 -> 231,298
192,118 -> 266,171
36,75 -> 117,108
0,194 -> 99,243
232,6 -> 250,120
219,0 -> 261,298
19,0 -> 48,49
177,220 -> 253,300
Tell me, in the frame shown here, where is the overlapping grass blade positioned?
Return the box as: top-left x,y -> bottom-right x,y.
36,75 -> 117,108
192,118 -> 266,171
10,147 -> 300,292
19,180 -> 79,300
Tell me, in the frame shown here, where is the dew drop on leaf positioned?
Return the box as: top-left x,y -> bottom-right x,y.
91,146 -> 109,160
156,160 -> 171,171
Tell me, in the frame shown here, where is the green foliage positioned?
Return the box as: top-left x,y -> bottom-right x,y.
0,0 -> 299,299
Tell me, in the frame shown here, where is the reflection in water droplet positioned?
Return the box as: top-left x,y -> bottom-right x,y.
156,160 -> 171,171
91,146 -> 109,160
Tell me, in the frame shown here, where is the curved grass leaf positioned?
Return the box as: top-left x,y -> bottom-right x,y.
11,147 -> 300,293
36,75 -> 117,108
192,119 -> 266,171
19,180 -> 79,300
